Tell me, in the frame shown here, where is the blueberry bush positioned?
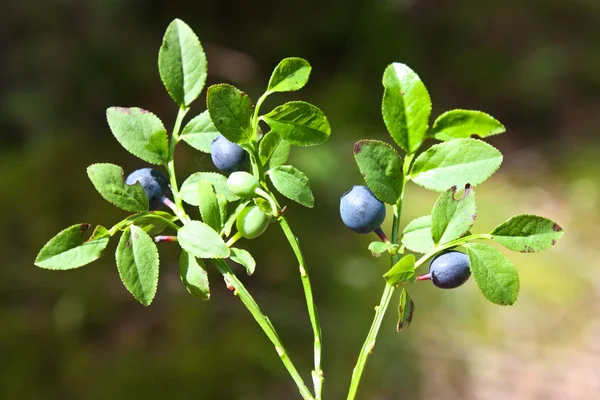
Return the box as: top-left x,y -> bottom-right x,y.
34,19 -> 564,400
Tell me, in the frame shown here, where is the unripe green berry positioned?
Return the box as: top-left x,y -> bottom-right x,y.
236,205 -> 270,239
227,171 -> 260,198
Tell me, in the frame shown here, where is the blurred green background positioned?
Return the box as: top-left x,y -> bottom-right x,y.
2,0 -> 599,399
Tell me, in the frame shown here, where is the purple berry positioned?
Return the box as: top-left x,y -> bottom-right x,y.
126,168 -> 170,211
340,186 -> 386,234
422,250 -> 471,289
211,134 -> 249,173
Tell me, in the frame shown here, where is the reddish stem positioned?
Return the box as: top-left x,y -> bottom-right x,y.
162,196 -> 177,213
374,227 -> 391,244
154,235 -> 177,243
416,273 -> 432,281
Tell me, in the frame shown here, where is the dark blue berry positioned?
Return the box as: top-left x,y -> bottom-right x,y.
428,250 -> 471,289
126,168 -> 170,211
211,134 -> 248,173
340,185 -> 386,234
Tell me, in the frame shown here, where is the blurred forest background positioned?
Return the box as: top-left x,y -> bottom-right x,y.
2,0 -> 600,399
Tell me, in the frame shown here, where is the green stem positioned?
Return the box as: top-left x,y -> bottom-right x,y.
249,89 -> 322,398
256,188 -> 279,216
213,259 -> 315,400
414,233 -> 492,270
164,105 -> 313,399
226,231 -> 243,247
346,154 -> 413,400
279,216 -> 324,400
345,283 -> 395,400
166,106 -> 190,224
252,92 -> 269,139
346,236 -> 493,400
107,213 -> 180,236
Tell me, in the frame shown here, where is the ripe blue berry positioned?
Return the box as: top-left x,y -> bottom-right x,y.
425,250 -> 471,289
126,168 -> 170,211
340,185 -> 386,234
211,134 -> 249,173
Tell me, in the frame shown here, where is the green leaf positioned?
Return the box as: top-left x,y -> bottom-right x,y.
87,163 -> 149,212
178,220 -> 230,259
207,84 -> 254,144
431,185 -> 476,245
267,165 -> 314,208
491,214 -> 564,253
221,200 -> 251,237
431,109 -> 505,141
401,216 -> 434,254
409,138 -> 503,192
383,254 -> 416,286
179,251 -> 210,300
198,181 -> 221,231
230,247 -> 256,275
130,211 -> 178,236
217,194 -> 228,230
267,57 -> 312,93
35,224 -> 110,270
106,107 -> 169,165
397,289 -> 415,332
270,139 -> 292,168
181,172 -> 239,206
382,63 -> 432,154
116,225 -> 159,306
180,111 -> 220,153
158,19 -> 207,107
354,140 -> 404,204
254,198 -> 274,216
262,101 -> 330,147
259,131 -> 291,168
465,243 -> 519,306
368,241 -> 398,257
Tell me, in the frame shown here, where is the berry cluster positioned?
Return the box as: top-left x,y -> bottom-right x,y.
34,18 -> 564,400
340,187 -> 471,290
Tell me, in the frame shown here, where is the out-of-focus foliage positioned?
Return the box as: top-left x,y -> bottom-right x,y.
1,0 -> 599,399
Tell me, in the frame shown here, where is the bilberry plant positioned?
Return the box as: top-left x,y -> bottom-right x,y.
342,63 -> 564,400
34,19 -> 564,400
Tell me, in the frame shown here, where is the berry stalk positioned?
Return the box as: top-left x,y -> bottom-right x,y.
213,259 -> 315,400
346,154 -> 413,400
279,216 -> 324,400
164,107 -> 314,400
165,106 -> 190,224
250,94 -> 324,400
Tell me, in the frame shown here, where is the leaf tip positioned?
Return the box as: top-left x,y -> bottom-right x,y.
552,223 -> 563,232
353,140 -> 365,154
79,223 -> 91,234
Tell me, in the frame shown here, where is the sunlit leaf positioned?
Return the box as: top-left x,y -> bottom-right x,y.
35,224 -> 110,270
382,63 -> 431,153
106,107 -> 169,165
158,19 -> 207,107
116,226 -> 159,306
465,243 -> 519,306
410,138 -> 502,191
491,214 -> 564,253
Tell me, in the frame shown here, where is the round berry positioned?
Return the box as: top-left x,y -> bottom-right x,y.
340,186 -> 386,234
428,250 -> 471,289
227,171 -> 260,198
126,168 -> 170,211
211,134 -> 249,173
236,205 -> 270,239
